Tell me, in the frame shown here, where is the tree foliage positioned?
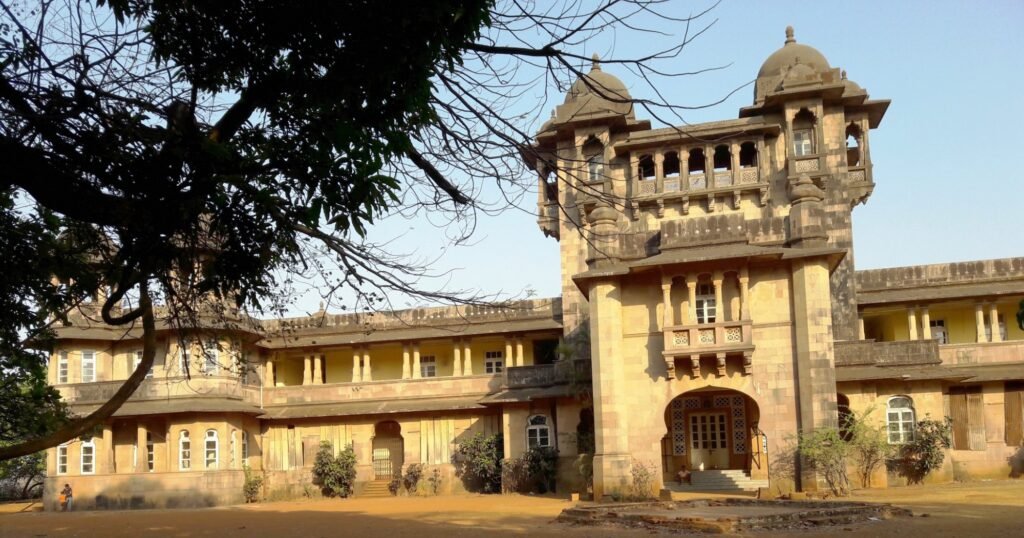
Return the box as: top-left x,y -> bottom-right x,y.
798,427 -> 852,496
453,432 -> 503,493
890,418 -> 952,484
312,441 -> 357,498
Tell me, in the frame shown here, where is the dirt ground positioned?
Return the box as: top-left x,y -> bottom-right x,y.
1,480 -> 1022,538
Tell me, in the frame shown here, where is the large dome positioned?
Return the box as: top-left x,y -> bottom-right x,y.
757,26 -> 830,78
564,55 -> 632,104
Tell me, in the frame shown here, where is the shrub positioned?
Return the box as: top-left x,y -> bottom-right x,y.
388,471 -> 402,496
629,460 -> 657,500
453,433 -> 503,493
574,453 -> 594,495
890,417 -> 952,484
312,441 -> 357,498
242,464 -> 263,503
426,467 -> 443,495
501,446 -> 559,494
797,428 -> 851,496
501,456 -> 529,493
846,409 -> 894,488
402,463 -> 425,494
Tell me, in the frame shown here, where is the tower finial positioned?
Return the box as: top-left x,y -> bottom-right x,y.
785,25 -> 795,44
591,53 -> 601,71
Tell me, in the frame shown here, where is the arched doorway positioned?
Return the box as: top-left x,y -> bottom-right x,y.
661,388 -> 762,484
372,421 -> 404,480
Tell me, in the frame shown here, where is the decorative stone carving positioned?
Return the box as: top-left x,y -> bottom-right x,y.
689,174 -> 706,190
732,191 -> 742,210
656,199 -> 665,218
739,168 -> 759,184
672,331 -> 689,346
699,329 -> 715,344
794,157 -> 819,173
681,196 -> 690,215
742,351 -> 753,375
716,353 -> 727,377
638,180 -> 656,195
725,326 -> 742,343
664,178 -> 680,192
690,355 -> 701,378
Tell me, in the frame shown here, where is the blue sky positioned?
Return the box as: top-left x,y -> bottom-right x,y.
292,1 -> 1024,314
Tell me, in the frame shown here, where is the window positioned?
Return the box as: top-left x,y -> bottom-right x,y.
241,431 -> 249,462
713,145 -> 731,172
230,430 -> 237,468
205,429 -> 219,469
57,444 -> 68,474
179,430 -> 191,470
582,137 -> 605,183
81,350 -> 95,382
695,283 -> 717,324
1005,381 -> 1024,447
484,351 -> 504,374
793,130 -> 813,156
57,351 -> 69,383
203,340 -> 219,375
930,319 -> 948,345
845,123 -> 863,167
420,356 -> 436,378
949,386 -> 985,450
886,396 -> 916,444
527,415 -> 552,448
984,314 -> 1007,342
739,142 -> 758,168
81,438 -> 95,474
146,432 -> 154,472
637,154 -> 655,181
688,148 -> 705,175
133,351 -> 154,379
663,152 -> 680,178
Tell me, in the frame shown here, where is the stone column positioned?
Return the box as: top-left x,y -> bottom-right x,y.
705,145 -> 715,186
989,303 -> 1002,343
412,343 -> 421,379
102,422 -> 114,474
661,279 -> 673,328
402,344 -> 411,379
858,316 -> 866,341
312,355 -> 323,385
515,337 -> 524,367
975,303 -> 987,343
463,340 -> 473,375
687,279 -> 697,324
920,307 -> 932,340
654,152 -> 665,193
680,148 -> 690,187
739,268 -> 750,321
453,340 -> 463,377
362,349 -> 372,381
136,423 -> 147,472
590,278 -> 630,500
712,271 -> 724,323
907,308 -> 918,341
730,142 -> 740,178
265,359 -> 276,387
303,356 -> 312,385
505,339 -> 514,369
352,349 -> 361,382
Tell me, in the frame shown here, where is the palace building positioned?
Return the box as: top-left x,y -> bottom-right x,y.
43,27 -> 1024,509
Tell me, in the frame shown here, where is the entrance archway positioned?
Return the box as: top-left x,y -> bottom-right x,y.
661,388 -> 761,484
371,421 -> 404,480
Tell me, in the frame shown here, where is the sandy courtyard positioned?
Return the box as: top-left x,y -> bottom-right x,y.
2,481 -> 1023,538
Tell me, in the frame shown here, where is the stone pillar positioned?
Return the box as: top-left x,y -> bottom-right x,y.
504,339 -> 514,369
102,422 -> 114,474
907,308 -> 918,341
515,337 -> 524,367
858,316 -> 866,341
730,142 -> 740,177
989,303 -> 1002,343
463,340 -> 473,375
402,344 -> 411,379
265,360 -> 276,387
453,340 -> 463,377
412,343 -> 421,379
352,349 -> 362,382
920,307 -> 932,340
590,278 -> 631,500
312,355 -> 323,385
303,356 -> 312,385
975,303 -> 987,343
712,271 -> 724,323
739,268 -> 750,321
654,152 -> 665,193
661,279 -> 673,328
362,349 -> 372,381
136,423 -> 147,472
705,145 -> 715,187
687,279 -> 698,324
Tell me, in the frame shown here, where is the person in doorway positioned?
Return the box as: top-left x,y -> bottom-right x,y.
676,467 -> 691,485
60,483 -> 73,512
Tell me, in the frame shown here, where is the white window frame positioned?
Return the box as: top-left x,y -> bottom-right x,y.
133,350 -> 154,379
587,154 -> 604,183
57,351 -> 69,384
230,430 -> 237,469
146,432 -> 154,472
81,350 -> 96,382
420,356 -> 437,378
793,129 -> 814,157
202,340 -> 219,375
57,444 -> 68,474
179,430 -> 191,470
81,438 -> 95,474
205,429 -> 219,469
241,431 -> 249,462
695,283 -> 717,324
930,319 -> 948,345
886,396 -> 916,444
527,415 -> 552,449
484,351 -> 504,374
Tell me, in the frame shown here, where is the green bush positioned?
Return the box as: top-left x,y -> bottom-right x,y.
453,433 -> 503,493
890,417 -> 952,484
312,441 -> 357,498
797,428 -> 851,496
628,459 -> 657,500
388,471 -> 402,496
846,409 -> 894,488
402,463 -> 425,494
501,446 -> 559,494
427,467 -> 443,495
242,464 -> 263,503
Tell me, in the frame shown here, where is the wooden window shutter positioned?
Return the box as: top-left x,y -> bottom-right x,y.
966,391 -> 986,451
1006,382 -> 1024,447
949,391 -> 970,450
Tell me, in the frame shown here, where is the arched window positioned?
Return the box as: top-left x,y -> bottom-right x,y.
582,137 -> 605,183
663,152 -> 680,178
81,438 -> 96,474
837,394 -> 853,442
792,109 -> 816,156
739,142 -> 758,168
205,429 -> 219,469
637,154 -> 655,181
886,396 -> 916,444
688,148 -> 705,175
845,123 -> 862,166
179,430 -> 191,470
527,415 -> 552,448
713,145 -> 731,172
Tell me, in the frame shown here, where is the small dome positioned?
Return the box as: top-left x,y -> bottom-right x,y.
564,54 -> 632,104
757,26 -> 830,78
841,70 -> 864,95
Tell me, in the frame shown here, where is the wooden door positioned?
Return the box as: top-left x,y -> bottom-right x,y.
689,412 -> 729,470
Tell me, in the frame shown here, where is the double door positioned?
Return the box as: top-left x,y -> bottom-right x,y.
689,412 -> 729,470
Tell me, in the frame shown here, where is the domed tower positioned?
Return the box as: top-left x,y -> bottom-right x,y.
528,55 -> 650,333
741,26 -> 890,342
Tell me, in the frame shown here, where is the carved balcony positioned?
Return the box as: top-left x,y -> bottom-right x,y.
662,319 -> 754,378
506,359 -> 592,389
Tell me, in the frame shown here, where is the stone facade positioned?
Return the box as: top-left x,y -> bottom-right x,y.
43,27 -> 1024,510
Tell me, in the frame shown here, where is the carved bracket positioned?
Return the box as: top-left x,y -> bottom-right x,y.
715,353 -> 727,377
690,355 -> 701,379
743,351 -> 753,375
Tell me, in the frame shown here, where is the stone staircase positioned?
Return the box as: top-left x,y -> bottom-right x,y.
666,470 -> 769,493
360,480 -> 393,498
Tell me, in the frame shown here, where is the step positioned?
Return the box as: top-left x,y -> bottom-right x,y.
361,481 -> 393,498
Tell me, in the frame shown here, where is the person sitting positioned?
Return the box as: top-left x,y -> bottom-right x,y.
60,483 -> 73,512
676,468 -> 691,485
